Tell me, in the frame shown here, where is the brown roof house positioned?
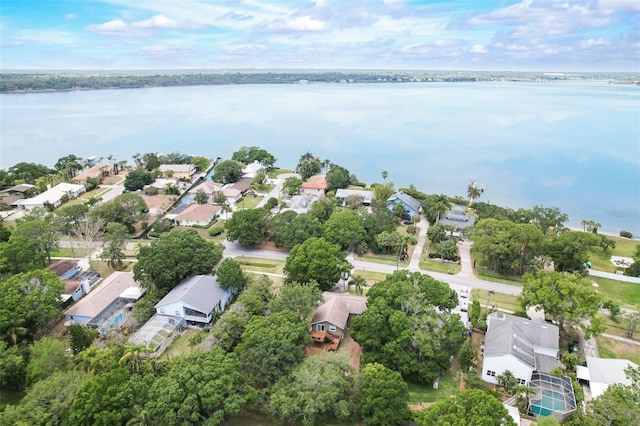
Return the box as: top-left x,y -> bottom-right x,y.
159,164 -> 195,180
311,292 -> 367,351
299,175 -> 328,197
173,204 -> 221,227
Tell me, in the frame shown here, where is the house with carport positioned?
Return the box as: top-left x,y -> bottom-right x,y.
577,357 -> 638,400
311,292 -> 367,350
155,275 -> 236,326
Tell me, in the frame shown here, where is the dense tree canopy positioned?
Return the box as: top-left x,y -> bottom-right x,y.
133,229 -> 223,293
267,353 -> 357,425
352,271 -> 465,384
90,193 -> 148,233
26,337 -> 68,386
284,237 -> 350,291
146,349 -> 248,425
519,270 -> 605,337
7,162 -> 54,184
124,168 -> 154,191
12,219 -> 59,266
544,230 -> 601,273
282,176 -> 303,197
323,208 -> 366,249
212,160 -> 244,184
235,310 -> 310,387
224,207 -> 269,246
216,257 -> 247,290
231,145 -> 276,167
358,362 -> 410,426
414,389 -> 516,426
296,152 -> 323,180
267,282 -> 322,320
0,236 -> 43,275
325,164 -> 351,192
0,270 -> 65,345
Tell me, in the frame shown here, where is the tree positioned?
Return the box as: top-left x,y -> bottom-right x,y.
1,370 -> 89,426
100,222 -> 129,270
267,353 -> 357,425
372,183 -> 395,209
282,176 -> 303,197
427,222 -> 451,245
325,164 -> 351,192
236,275 -> 273,317
0,342 -> 27,391
414,389 -> 516,426
544,230 -> 601,273
0,270 -> 65,344
587,365 -> 640,426
267,282 -> 322,320
12,219 -> 59,266
68,323 -> 97,355
211,159 -> 244,184
210,307 -> 250,353
531,205 -> 568,235
323,208 -> 366,249
425,194 -> 451,224
0,236 -> 43,275
268,210 -> 298,245
307,196 -> 336,223
90,193 -> 148,233
352,271 -> 465,384
55,203 -> 89,232
146,349 -> 247,426
25,337 -> 69,386
284,237 -> 350,291
467,185 -> 482,205
194,188 -> 209,204
381,170 -> 388,183
124,168 -> 154,191
251,168 -> 268,190
496,369 -> 517,395
142,152 -> 160,171
622,311 -> 640,339
190,155 -> 210,172
519,270 -> 605,337
231,145 -> 276,166
8,162 -> 55,184
216,258 -> 247,290
133,229 -> 223,293
345,194 -> 365,209
235,310 -> 310,387
358,362 -> 410,426
296,152 -> 322,180
224,207 -> 269,246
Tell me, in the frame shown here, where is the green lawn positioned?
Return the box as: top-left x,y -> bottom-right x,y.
591,276 -> 640,311
235,256 -> 285,274
351,270 -> 388,286
270,168 -> 292,178
408,373 -> 460,404
599,314 -> 638,341
588,235 -> 639,273
356,253 -> 409,268
596,335 -> 640,365
50,246 -> 89,258
420,258 -> 461,274
471,289 -> 521,313
160,329 -> 199,361
236,196 -> 263,210
475,269 -> 523,286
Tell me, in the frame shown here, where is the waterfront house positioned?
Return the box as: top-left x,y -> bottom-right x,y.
159,164 -> 195,180
386,192 -> 421,220
299,175 -> 328,197
335,188 -> 374,206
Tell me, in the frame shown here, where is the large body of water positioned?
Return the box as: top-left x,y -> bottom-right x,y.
1,82 -> 639,235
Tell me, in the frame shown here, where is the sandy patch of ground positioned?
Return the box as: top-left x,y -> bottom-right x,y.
139,194 -> 174,216
305,333 -> 362,371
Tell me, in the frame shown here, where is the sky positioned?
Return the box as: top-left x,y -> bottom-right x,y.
1,0 -> 639,71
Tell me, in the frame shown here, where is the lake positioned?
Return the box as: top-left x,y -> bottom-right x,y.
1,82 -> 639,235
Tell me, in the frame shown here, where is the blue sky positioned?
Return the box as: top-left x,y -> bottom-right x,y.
1,0 -> 639,71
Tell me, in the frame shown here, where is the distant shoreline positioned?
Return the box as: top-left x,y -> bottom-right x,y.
2,70 -> 638,94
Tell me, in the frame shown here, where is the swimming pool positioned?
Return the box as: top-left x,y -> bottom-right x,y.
530,389 -> 566,417
99,311 -> 127,334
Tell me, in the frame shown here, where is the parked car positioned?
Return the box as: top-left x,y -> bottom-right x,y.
460,301 -> 468,312
460,286 -> 469,298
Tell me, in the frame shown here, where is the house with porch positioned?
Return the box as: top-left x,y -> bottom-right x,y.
577,357 -> 638,400
387,192 -> 421,220
311,292 -> 367,351
155,275 -> 236,325
482,312 -> 560,386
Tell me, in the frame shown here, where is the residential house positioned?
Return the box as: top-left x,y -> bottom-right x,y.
71,164 -> 107,184
229,177 -> 253,194
64,271 -> 145,332
144,178 -> 180,194
14,182 -> 86,211
577,357 -> 639,399
311,292 -> 367,350
482,312 -> 560,386
299,175 -> 328,197
335,188 -> 374,206
282,195 -> 318,213
1,184 -> 35,210
242,161 -> 265,178
155,275 -> 236,325
387,191 -> 421,220
159,164 -> 195,180
174,204 -> 220,227
190,181 -> 223,199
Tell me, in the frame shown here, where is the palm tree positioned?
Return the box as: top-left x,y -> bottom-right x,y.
126,405 -> 152,426
119,343 -> 148,375
467,185 -> 481,206
428,194 -> 451,223
351,275 -> 366,295
381,170 -> 388,183
580,219 -> 589,232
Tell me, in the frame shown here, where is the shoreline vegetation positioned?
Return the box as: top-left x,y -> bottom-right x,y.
1,69 -> 639,93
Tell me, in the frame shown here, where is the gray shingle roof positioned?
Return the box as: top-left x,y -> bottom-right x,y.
585,356 -> 638,386
387,192 -> 421,213
484,312 -> 559,372
335,189 -> 374,204
312,292 -> 367,329
155,275 -> 227,314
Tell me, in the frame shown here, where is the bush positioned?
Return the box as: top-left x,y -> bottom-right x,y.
144,186 -> 159,195
209,226 -> 224,237
620,230 -> 633,238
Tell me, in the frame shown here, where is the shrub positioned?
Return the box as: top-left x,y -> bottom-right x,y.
144,185 -> 159,195
620,230 -> 633,238
209,226 -> 224,236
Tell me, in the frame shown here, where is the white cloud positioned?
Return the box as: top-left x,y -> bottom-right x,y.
262,15 -> 328,32
85,14 -> 201,36
470,44 -> 487,53
66,13 -> 78,20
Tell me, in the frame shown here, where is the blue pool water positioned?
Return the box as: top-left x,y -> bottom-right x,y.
530,389 -> 566,417
99,311 -> 126,334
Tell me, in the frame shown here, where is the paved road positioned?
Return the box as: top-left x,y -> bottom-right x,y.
589,269 -> 640,283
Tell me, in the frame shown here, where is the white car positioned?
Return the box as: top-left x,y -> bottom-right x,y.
460,286 -> 469,298
460,301 -> 468,312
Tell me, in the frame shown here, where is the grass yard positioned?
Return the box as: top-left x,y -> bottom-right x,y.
236,196 -> 263,210
270,168 -> 292,178
420,257 -> 461,274
475,269 -> 523,286
160,329 -> 199,361
50,246 -> 90,258
235,256 -> 285,275
351,270 -> 388,286
408,373 -> 461,404
598,314 -> 638,341
588,235 -> 639,273
356,252 -> 410,268
471,289 -> 521,313
591,276 -> 640,311
596,335 -> 640,365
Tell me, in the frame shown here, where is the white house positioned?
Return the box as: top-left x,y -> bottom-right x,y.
242,160 -> 265,178
14,182 -> 85,210
482,312 -> 559,386
155,275 -> 236,325
173,204 -> 220,227
335,188 -> 374,206
577,357 -> 638,400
